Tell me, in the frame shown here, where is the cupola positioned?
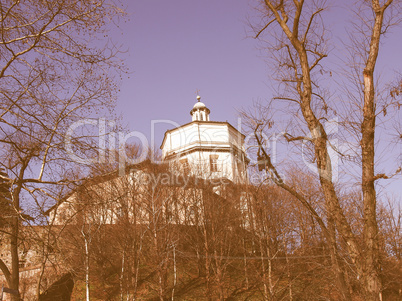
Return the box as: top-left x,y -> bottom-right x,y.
190,95 -> 210,121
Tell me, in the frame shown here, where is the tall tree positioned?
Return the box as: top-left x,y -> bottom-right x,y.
245,0 -> 401,300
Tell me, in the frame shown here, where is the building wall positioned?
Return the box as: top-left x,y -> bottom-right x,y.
0,227 -> 61,301
161,122 -> 248,183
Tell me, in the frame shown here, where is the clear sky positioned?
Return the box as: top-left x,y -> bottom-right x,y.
111,0 -> 401,198
114,0 -> 269,141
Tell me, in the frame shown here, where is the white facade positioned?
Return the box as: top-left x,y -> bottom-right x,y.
160,96 -> 249,183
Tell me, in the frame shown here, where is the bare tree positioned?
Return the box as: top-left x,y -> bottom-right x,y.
244,0 -> 401,300
0,0 -> 125,298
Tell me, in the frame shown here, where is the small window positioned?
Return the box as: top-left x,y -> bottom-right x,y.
180,158 -> 190,174
210,155 -> 219,172
237,161 -> 242,175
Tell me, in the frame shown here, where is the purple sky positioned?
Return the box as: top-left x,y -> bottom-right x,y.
115,0 -> 269,139
111,0 -> 401,197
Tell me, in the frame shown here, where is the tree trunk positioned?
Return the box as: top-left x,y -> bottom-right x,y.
83,233 -> 90,301
10,175 -> 25,301
360,2 -> 389,299
327,215 -> 352,300
171,245 -> 177,301
120,250 -> 125,301
10,216 -> 20,301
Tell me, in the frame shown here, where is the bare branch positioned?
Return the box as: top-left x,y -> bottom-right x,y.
254,18 -> 276,39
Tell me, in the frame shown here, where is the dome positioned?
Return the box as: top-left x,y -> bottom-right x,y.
193,101 -> 206,109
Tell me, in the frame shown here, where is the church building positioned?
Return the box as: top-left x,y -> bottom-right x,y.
160,95 -> 249,183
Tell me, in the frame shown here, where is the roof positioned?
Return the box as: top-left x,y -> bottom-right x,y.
160,120 -> 246,150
